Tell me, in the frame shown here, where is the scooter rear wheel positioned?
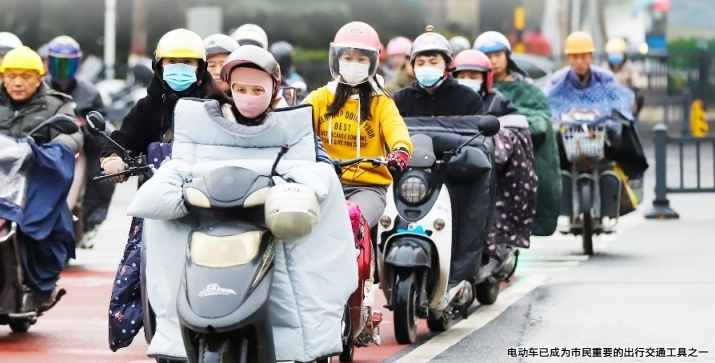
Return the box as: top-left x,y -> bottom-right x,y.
198,336 -> 238,363
475,277 -> 500,305
393,271 -> 418,344
9,320 -> 31,333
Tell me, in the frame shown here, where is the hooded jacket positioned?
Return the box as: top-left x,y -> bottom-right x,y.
302,80 -> 412,186
100,68 -> 216,158
392,76 -> 484,117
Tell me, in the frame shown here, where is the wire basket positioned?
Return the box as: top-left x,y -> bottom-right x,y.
561,125 -> 606,162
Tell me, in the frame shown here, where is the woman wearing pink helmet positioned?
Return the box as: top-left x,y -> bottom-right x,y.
302,20 -> 413,345
452,49 -> 537,266
384,36 -> 415,93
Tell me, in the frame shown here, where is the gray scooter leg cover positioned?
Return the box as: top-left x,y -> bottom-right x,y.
144,218 -> 193,360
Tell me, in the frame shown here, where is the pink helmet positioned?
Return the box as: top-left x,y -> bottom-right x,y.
329,21 -> 381,85
386,36 -> 412,57
452,49 -> 493,93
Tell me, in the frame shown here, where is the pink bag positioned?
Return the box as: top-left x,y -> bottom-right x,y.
346,200 -> 364,242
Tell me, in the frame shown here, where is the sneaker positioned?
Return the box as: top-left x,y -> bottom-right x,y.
362,282 -> 376,308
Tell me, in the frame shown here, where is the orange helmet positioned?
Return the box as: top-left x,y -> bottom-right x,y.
564,31 -> 595,55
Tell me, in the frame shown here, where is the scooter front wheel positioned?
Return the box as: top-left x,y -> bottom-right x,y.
9,320 -> 31,333
393,271 -> 418,344
198,336 -> 241,363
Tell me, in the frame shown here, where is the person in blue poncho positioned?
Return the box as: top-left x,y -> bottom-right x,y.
546,31 -> 647,215
544,31 -> 636,120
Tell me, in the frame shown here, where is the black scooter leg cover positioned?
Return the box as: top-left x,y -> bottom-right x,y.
446,175 -> 491,284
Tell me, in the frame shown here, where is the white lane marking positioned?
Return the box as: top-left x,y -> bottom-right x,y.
393,274 -> 550,363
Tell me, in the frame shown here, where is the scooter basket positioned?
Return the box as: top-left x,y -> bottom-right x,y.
561,125 -> 606,162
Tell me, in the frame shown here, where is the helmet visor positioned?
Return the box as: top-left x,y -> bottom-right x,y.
48,56 -> 79,83
328,44 -> 379,85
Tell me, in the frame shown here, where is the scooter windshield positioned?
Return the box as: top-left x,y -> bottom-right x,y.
0,135 -> 32,208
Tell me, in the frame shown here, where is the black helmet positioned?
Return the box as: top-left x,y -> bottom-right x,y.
270,41 -> 294,82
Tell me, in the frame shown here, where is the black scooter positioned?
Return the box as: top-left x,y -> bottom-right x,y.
0,115 -> 80,333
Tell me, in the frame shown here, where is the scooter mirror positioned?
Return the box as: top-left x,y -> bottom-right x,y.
85,111 -> 106,135
478,115 -> 501,137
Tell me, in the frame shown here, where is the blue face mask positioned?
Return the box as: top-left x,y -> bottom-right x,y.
457,79 -> 483,93
415,67 -> 446,89
162,63 -> 198,92
607,53 -> 624,65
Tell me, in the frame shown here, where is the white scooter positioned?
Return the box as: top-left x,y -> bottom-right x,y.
377,115 -> 502,344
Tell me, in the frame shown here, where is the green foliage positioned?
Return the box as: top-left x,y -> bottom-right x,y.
294,47 -> 329,64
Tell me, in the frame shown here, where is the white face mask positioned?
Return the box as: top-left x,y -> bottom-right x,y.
457,79 -> 483,93
339,61 -> 370,86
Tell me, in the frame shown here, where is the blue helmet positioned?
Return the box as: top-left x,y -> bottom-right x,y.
48,35 -> 82,84
473,31 -> 511,54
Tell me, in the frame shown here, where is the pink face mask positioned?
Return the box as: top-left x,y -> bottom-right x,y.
230,67 -> 274,119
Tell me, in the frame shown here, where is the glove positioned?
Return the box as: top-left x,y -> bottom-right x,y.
386,147 -> 410,173
100,156 -> 127,183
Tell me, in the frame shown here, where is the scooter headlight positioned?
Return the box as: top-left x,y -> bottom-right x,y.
190,230 -> 263,268
399,175 -> 428,205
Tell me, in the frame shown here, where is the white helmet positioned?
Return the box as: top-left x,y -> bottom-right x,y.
449,36 -> 471,55
0,32 -> 23,54
264,183 -> 320,242
474,31 -> 512,54
230,24 -> 268,50
204,34 -> 239,57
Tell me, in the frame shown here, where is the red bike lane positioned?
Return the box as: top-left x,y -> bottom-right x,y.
0,267 -> 514,363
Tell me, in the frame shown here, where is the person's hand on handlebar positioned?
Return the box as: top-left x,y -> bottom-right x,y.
387,147 -> 410,173
100,155 -> 128,183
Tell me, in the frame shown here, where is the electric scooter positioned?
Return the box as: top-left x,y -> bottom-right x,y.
332,157 -> 387,362
0,114 -> 80,333
377,115 -> 503,344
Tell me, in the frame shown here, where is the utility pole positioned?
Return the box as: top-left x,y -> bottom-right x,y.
570,0 -> 582,33
103,0 -> 116,80
131,0 -> 149,57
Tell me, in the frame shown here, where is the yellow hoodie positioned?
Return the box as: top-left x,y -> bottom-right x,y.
302,81 -> 412,186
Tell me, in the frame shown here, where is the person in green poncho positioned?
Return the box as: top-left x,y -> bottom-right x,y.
473,31 -> 561,237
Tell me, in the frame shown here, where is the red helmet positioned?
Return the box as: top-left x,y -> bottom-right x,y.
452,49 -> 493,93
329,21 -> 381,85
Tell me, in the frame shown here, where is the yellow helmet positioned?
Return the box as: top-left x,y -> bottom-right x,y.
0,46 -> 45,75
564,31 -> 595,55
155,29 -> 206,61
605,38 -> 627,53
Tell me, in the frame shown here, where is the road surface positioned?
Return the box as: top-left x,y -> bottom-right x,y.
1,141 -> 713,362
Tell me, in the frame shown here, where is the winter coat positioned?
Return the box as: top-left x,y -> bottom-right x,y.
601,60 -> 646,90
493,80 -> 561,236
0,83 -> 83,153
52,78 -> 105,118
126,99 -> 357,361
384,65 -> 414,94
392,76 -> 484,117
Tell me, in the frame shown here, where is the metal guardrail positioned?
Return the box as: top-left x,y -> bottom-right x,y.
645,123 -> 715,219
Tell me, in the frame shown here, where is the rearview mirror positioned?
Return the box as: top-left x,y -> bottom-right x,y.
478,115 -> 500,137
85,111 -> 106,135
281,87 -> 298,107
